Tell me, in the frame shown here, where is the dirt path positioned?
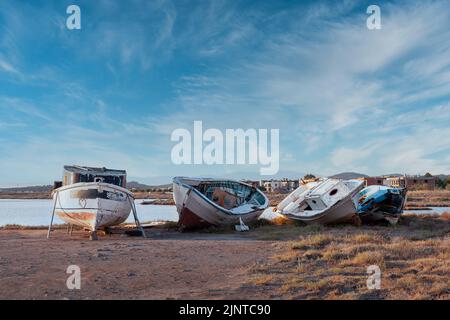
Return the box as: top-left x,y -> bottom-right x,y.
0,229 -> 277,300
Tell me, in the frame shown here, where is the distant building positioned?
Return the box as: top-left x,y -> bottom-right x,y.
363,175 -> 437,190
262,179 -> 300,192
385,175 -> 437,190
361,176 -> 385,186
262,180 -> 280,192
384,177 -> 406,188
242,180 -> 260,188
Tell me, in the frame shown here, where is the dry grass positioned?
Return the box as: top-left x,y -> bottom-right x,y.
405,190 -> 450,208
246,214 -> 450,299
291,234 -> 333,250
348,251 -> 386,269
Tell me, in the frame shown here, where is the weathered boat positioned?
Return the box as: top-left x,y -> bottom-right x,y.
275,178 -> 364,224
172,177 -> 269,229
49,165 -> 142,240
356,185 -> 407,224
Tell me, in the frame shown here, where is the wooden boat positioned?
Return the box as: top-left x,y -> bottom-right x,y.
275,178 -> 364,224
356,186 -> 407,224
172,177 -> 269,229
50,166 -> 141,239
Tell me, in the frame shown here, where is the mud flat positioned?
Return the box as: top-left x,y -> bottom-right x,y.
0,213 -> 448,300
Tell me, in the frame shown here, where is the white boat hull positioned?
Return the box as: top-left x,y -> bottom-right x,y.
53,182 -> 133,231
284,194 -> 359,224
277,179 -> 364,225
173,178 -> 268,229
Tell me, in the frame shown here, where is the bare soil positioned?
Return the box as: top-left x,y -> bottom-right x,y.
0,214 -> 448,300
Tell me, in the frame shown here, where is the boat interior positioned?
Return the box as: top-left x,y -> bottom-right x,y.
193,180 -> 267,210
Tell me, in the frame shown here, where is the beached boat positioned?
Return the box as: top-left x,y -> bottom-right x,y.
172,177 -> 269,229
49,166 -> 143,240
275,178 -> 364,224
356,185 -> 407,224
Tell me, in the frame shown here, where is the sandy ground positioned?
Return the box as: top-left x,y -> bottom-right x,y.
0,213 -> 449,300
0,227 -> 278,300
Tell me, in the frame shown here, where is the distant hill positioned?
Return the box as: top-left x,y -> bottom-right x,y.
127,181 -> 171,190
126,181 -> 152,190
329,172 -> 368,179
0,185 -> 53,193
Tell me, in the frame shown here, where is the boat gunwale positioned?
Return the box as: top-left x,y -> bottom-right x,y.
52,182 -> 134,198
173,176 -> 269,216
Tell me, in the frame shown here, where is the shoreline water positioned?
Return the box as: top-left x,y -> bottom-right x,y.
0,198 -> 448,228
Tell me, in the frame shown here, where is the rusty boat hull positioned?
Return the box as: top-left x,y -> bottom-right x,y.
53,182 -> 134,231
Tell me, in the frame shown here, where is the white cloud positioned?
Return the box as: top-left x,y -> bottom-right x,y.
0,58 -> 20,75
1,0 -> 450,185
147,0 -> 450,175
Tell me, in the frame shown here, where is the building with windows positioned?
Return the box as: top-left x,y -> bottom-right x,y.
385,175 -> 437,190
261,179 -> 300,192
362,175 -> 437,190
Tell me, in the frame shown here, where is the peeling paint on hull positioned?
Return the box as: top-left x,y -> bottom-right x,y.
56,211 -> 97,230
173,177 -> 269,230
179,207 -> 213,229
53,182 -> 133,231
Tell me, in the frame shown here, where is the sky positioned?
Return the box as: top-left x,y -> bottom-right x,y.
1,0 -> 450,186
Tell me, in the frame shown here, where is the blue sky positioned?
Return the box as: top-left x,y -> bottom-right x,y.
1,0 -> 450,186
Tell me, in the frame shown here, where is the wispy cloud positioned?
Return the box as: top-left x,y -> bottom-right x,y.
146,0 -> 450,175
0,57 -> 20,75
0,0 -> 449,185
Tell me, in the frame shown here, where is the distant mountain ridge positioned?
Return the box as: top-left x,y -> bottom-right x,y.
0,185 -> 53,193
329,172 -> 369,179
127,181 -> 171,190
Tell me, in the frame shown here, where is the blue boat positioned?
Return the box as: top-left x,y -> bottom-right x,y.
356,185 -> 407,224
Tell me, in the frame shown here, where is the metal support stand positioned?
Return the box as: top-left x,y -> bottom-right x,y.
47,191 -> 59,239
89,231 -> 98,241
128,195 -> 146,238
